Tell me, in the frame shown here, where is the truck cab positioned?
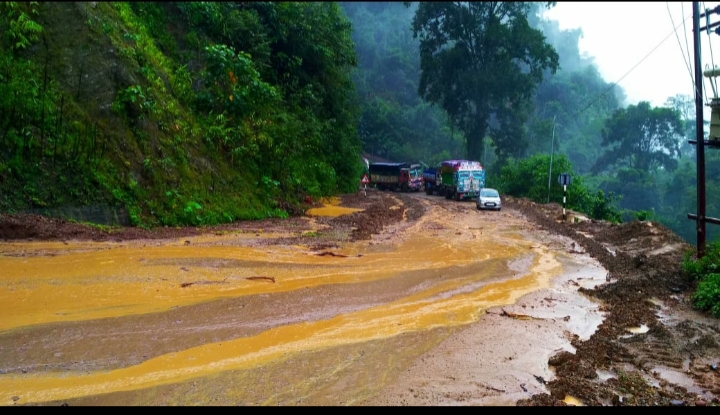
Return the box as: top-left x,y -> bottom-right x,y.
408,164 -> 423,191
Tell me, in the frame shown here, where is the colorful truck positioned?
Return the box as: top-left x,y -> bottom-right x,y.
437,160 -> 485,201
368,162 -> 423,192
409,163 -> 423,182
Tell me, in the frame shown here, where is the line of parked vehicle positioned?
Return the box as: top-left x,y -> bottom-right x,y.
365,159 -> 501,211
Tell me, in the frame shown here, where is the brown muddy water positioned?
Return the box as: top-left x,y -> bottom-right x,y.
0,196 -> 596,406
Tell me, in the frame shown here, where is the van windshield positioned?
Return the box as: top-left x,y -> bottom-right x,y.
481,189 -> 499,197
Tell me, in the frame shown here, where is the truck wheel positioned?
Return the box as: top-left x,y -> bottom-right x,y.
445,191 -> 452,200
425,186 -> 432,195
454,192 -> 461,201
402,184 -> 408,192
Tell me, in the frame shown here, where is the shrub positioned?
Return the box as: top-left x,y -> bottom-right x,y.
683,241 -> 720,317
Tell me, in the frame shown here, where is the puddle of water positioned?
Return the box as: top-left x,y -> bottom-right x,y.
305,197 -> 364,217
626,324 -> 649,334
563,395 -> 584,406
648,297 -> 663,306
596,369 -> 615,381
0,242 -> 564,404
650,366 -> 709,397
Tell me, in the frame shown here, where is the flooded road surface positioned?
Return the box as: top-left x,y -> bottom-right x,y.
0,193 -> 605,405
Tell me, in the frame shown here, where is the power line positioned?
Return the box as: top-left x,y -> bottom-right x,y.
569,13 -> 694,120
669,2 -> 698,96
688,1 -> 710,102
682,2 -> 696,78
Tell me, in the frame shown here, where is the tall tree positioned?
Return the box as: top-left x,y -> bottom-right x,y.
593,101 -> 684,173
407,1 -> 559,161
663,93 -> 697,156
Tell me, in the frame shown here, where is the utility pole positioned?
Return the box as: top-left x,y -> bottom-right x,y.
694,1 -> 707,258
547,115 -> 556,204
689,3 -> 720,258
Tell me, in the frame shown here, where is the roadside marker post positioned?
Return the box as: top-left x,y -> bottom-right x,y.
563,184 -> 567,222
558,173 -> 572,222
361,174 -> 370,197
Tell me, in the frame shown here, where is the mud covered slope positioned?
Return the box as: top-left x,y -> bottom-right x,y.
505,196 -> 720,407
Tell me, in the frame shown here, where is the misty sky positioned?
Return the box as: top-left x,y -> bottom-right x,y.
544,2 -> 720,113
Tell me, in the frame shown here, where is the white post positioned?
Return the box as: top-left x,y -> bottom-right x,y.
563,184 -> 567,222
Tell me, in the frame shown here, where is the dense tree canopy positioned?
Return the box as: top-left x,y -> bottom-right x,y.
408,1 -> 559,161
593,102 -> 684,173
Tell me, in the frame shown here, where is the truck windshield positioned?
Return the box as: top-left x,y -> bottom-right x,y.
411,169 -> 421,178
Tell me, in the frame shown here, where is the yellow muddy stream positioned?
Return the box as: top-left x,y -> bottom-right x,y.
0,196 -> 566,405
305,197 -> 363,217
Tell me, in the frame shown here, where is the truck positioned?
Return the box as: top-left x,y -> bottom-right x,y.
409,163 -> 423,182
368,162 -> 423,192
437,160 -> 485,201
422,164 -> 441,195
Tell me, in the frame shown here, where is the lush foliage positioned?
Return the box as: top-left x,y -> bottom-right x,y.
0,2 -> 363,226
593,102 -> 684,173
683,241 -> 720,317
495,153 -> 622,222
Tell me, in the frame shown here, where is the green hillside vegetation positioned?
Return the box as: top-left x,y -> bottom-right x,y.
0,2 -> 363,227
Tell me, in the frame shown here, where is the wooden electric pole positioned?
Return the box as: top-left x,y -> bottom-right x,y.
694,1 -> 707,258
689,3 -> 720,258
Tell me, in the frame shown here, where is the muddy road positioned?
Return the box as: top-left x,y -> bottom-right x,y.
0,190 -> 719,406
